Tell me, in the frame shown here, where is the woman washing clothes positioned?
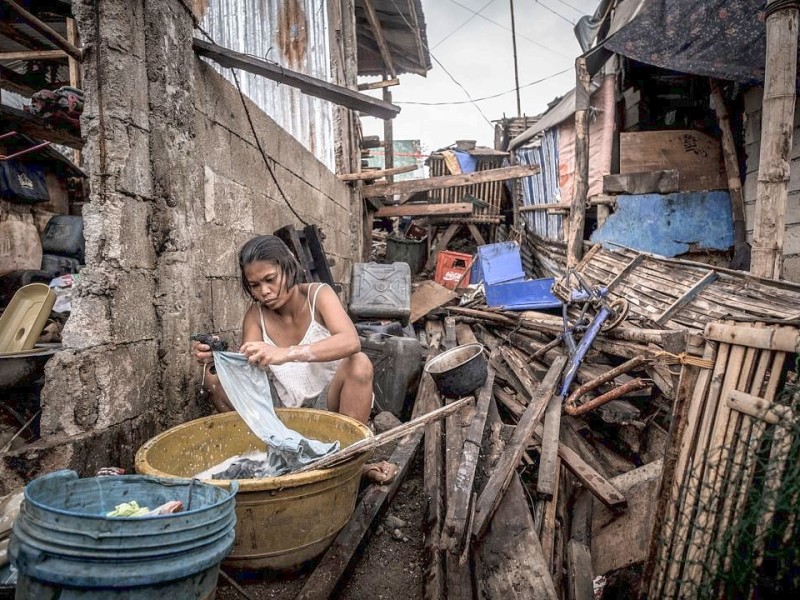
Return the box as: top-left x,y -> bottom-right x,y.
192,235 -> 396,483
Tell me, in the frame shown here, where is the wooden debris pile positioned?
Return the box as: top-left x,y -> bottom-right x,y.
296,242 -> 800,599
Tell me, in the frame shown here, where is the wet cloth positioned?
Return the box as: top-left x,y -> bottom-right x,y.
260,283 -> 342,408
211,351 -> 339,477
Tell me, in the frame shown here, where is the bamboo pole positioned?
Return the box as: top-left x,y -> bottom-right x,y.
750,0 -> 799,278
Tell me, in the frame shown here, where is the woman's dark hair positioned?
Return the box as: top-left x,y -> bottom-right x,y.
238,235 -> 301,300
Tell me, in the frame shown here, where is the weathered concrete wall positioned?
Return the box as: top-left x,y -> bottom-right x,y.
0,0 -> 360,493
743,87 -> 800,282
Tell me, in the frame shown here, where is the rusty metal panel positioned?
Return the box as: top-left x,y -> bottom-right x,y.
201,0 -> 336,169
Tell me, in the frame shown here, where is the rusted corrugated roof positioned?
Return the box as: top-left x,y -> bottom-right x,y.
355,0 -> 431,77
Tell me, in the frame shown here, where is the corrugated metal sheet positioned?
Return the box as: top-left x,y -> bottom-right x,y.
516,130 -> 563,241
201,0 -> 336,169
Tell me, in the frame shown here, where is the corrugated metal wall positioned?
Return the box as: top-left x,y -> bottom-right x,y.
201,0 -> 336,170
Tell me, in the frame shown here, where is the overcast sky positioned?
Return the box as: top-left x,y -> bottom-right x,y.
360,0 -> 602,156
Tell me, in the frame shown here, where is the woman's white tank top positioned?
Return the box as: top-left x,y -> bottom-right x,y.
258,283 -> 342,408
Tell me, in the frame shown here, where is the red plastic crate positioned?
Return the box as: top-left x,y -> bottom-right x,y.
434,251 -> 473,290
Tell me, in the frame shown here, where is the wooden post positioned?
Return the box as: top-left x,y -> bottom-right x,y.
710,80 -> 748,269
750,0 -> 799,279
568,57 -> 591,267
383,74 -> 395,185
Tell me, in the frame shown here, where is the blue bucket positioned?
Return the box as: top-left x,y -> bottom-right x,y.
10,470 -> 237,599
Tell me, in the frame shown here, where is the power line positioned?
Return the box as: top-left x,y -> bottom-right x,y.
447,0 -> 574,60
535,0 -> 576,25
433,0 -> 498,50
387,0 -> 494,128
395,67 -> 571,106
550,0 -> 587,16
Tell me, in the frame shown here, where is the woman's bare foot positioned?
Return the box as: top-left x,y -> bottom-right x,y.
362,461 -> 398,484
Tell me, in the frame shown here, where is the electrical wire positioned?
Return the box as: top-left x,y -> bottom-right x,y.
433,0 -> 498,50
550,0 -> 588,16
387,0 -> 494,127
448,0 -> 573,59
534,0 -> 576,25
177,7 -> 310,226
395,67 -> 571,105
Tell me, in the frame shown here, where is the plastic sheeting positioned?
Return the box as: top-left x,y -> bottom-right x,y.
603,0 -> 800,90
212,351 -> 339,476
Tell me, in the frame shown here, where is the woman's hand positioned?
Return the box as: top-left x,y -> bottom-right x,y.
192,338 -> 217,365
240,341 -> 291,367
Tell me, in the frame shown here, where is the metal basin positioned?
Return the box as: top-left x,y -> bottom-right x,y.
424,343 -> 488,398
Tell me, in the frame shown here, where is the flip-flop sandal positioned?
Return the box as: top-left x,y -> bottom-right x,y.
363,461 -> 399,485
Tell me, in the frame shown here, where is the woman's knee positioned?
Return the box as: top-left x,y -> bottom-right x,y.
344,352 -> 373,384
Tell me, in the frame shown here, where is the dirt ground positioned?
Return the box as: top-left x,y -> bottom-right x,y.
216,444 -> 424,600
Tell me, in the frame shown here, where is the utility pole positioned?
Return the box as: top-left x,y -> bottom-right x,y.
751,0 -> 799,279
510,0 -> 521,116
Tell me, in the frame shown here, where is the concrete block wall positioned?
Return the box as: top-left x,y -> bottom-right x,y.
743,87 -> 800,282
0,0 -> 360,493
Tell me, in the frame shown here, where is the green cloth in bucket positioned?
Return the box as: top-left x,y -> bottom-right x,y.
212,351 -> 338,476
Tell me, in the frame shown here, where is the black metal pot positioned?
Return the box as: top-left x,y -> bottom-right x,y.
423,343 -> 487,398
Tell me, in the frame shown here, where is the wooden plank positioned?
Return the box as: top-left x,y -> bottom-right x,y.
193,38 -> 400,120
619,130 -> 726,192
537,389 -> 564,498
0,50 -> 67,61
338,164 -> 417,181
534,424 -> 627,509
540,458 -> 561,576
476,400 -> 559,600
655,270 -> 719,325
440,366 -> 496,554
410,280 -> 458,323
362,0 -> 396,77
3,0 -> 83,62
357,78 -> 400,91
426,223 -> 460,270
375,202 -> 473,218
567,540 -> 594,600
472,356 -> 566,538
364,164 -> 539,198
602,170 -> 680,194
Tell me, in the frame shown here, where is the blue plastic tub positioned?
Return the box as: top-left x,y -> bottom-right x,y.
10,470 -> 237,599
472,242 -> 526,286
484,278 -> 561,311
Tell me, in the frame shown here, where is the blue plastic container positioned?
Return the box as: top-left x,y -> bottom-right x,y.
472,242 -> 526,286
10,470 -> 237,599
484,278 -> 561,311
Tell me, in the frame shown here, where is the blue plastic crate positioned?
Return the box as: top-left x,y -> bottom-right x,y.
473,242 -> 526,286
485,277 -> 561,311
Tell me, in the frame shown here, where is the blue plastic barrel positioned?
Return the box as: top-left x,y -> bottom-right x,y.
9,470 -> 237,599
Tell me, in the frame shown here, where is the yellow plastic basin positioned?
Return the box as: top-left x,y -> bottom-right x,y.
135,409 -> 372,571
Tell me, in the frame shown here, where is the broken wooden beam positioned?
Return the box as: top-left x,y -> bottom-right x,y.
654,270 -> 718,325
472,355 -> 567,538
566,540 -> 594,600
193,38 -> 400,120
364,164 -> 539,198
440,364 -> 496,554
0,50 -> 67,61
294,395 -> 474,473
375,202 -> 473,218
704,322 -> 800,352
533,423 -> 627,510
537,390 -> 564,498
338,164 -> 417,182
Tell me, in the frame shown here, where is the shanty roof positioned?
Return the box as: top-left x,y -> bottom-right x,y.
355,0 -> 432,77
